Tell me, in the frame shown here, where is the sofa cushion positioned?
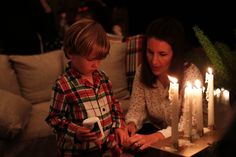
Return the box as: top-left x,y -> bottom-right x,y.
0,89 -> 32,140
9,50 -> 64,104
100,36 -> 130,100
21,101 -> 54,140
0,55 -> 21,95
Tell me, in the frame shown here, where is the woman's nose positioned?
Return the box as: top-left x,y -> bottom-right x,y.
152,55 -> 161,66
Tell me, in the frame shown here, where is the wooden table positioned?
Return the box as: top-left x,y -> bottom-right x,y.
149,130 -> 221,157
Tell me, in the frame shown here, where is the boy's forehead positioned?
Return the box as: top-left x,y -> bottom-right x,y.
85,50 -> 100,59
87,50 -> 97,57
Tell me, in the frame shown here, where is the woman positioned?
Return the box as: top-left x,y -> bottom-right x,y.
125,17 -> 204,153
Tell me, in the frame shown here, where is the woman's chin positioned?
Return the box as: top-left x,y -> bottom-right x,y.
152,70 -> 162,76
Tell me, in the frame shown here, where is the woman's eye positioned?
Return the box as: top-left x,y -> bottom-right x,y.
160,52 -> 167,56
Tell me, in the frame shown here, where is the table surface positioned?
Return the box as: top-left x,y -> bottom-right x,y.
150,130 -> 221,157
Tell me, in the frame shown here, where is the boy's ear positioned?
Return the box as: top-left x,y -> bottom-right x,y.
64,47 -> 73,59
67,53 -> 72,59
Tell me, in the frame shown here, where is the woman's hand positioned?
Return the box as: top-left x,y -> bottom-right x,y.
126,122 -> 137,136
127,132 -> 165,151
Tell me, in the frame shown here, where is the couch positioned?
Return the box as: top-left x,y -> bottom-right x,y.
0,34 -> 144,157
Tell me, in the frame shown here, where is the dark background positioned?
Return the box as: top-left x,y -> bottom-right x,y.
124,1 -> 236,49
1,0 -> 235,54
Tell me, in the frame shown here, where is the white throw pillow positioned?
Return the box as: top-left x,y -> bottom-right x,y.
0,55 -> 21,95
100,38 -> 130,100
9,50 -> 64,104
0,89 -> 32,139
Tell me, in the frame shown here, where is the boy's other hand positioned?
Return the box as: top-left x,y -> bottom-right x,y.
126,122 -> 137,136
115,128 -> 129,147
76,126 -> 99,142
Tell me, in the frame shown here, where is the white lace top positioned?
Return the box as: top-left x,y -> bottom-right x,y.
125,63 -> 204,137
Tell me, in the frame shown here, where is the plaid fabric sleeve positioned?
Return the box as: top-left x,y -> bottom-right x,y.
106,79 -> 126,129
45,82 -> 79,141
125,34 -> 145,93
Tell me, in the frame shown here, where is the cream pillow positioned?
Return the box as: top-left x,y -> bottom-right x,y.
100,38 -> 130,100
9,50 -> 64,104
0,89 -> 32,139
0,55 -> 21,95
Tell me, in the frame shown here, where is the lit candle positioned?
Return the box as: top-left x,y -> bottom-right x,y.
205,67 -> 214,128
183,81 -> 193,138
214,88 -> 221,104
214,88 -> 230,129
168,76 -> 179,147
193,80 -> 203,136
221,89 -> 230,106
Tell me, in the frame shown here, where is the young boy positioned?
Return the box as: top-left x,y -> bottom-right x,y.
45,18 -> 127,157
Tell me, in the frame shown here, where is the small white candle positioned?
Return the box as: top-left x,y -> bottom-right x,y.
205,67 -> 214,128
193,80 -> 203,135
221,89 -> 230,106
183,82 -> 193,138
214,88 -> 221,104
214,88 -> 230,129
168,76 -> 179,146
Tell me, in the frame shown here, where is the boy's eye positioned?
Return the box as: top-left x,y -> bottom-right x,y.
86,58 -> 94,61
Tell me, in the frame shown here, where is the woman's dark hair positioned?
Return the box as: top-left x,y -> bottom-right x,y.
141,17 -> 188,88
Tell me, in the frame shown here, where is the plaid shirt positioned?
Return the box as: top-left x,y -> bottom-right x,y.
46,62 -> 125,156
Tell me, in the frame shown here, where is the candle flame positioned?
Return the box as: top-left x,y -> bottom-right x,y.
168,76 -> 178,83
223,89 -> 229,98
195,79 -> 201,88
186,81 -> 192,88
214,88 -> 221,96
207,67 -> 213,74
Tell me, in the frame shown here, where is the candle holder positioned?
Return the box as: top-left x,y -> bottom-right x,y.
208,124 -> 215,131
172,141 -> 179,150
197,129 -> 204,137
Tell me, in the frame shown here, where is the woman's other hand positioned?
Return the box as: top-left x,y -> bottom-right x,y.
127,132 -> 165,151
126,122 -> 137,136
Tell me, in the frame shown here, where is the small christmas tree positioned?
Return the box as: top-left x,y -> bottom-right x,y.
193,26 -> 236,98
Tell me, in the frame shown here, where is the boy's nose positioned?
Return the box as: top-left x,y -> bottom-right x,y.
92,60 -> 100,68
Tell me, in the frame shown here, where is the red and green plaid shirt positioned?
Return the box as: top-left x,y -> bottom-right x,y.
46,62 -> 125,155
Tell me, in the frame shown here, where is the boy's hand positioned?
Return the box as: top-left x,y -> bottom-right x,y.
126,122 -> 137,136
115,128 -> 129,147
76,126 -> 99,142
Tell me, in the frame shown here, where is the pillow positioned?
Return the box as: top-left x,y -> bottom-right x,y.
100,36 -> 130,100
9,50 -> 64,104
126,34 -> 144,93
62,51 -> 70,72
0,55 -> 21,95
0,89 -> 32,140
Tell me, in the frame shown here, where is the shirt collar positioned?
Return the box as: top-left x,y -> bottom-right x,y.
65,61 -> 103,88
